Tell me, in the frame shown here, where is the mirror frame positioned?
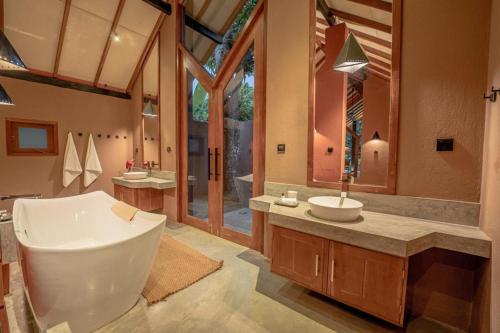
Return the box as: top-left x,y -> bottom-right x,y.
141,36 -> 161,168
307,0 -> 402,194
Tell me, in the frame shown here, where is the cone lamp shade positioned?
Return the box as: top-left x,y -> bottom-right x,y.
142,100 -> 157,117
333,32 -> 369,74
0,30 -> 27,70
0,84 -> 13,105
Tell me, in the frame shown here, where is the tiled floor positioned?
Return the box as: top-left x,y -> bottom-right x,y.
6,222 -> 464,333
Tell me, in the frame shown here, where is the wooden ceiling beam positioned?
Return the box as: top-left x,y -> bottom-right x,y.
316,27 -> 325,35
361,43 -> 391,61
317,0 -> 335,26
368,56 -> 390,70
0,0 -> 4,31
317,17 -> 329,27
127,13 -> 165,92
366,64 -> 390,78
53,0 -> 72,75
350,28 -> 391,48
348,0 -> 392,12
329,8 -> 391,34
195,0 -> 212,20
94,0 -> 126,86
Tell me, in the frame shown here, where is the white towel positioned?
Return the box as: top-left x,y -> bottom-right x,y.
84,134 -> 103,187
63,132 -> 82,187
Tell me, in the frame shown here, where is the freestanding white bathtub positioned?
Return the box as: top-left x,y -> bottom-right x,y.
13,191 -> 165,333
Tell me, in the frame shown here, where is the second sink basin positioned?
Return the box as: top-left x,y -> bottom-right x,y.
308,196 -> 363,222
123,171 -> 148,180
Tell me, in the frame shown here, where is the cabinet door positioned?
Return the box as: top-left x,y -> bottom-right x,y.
329,242 -> 407,325
271,226 -> 328,293
114,185 -> 137,207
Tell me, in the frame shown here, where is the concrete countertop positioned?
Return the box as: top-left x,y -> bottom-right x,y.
250,195 -> 491,258
112,176 -> 176,190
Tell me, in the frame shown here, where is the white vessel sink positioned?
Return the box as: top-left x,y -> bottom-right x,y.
123,171 -> 148,180
308,196 -> 363,222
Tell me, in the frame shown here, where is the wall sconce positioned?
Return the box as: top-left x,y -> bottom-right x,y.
371,131 -> 381,141
484,86 -> 500,102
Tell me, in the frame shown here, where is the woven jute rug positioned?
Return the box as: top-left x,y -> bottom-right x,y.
142,235 -> 223,305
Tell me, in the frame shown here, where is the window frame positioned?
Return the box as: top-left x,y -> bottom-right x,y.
5,118 -> 59,156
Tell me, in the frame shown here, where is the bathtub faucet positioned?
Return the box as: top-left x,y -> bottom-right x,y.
0,193 -> 42,201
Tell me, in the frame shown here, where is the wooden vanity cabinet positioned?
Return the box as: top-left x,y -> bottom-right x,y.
114,185 -> 163,212
271,226 -> 408,326
271,226 -> 329,292
328,242 -> 407,326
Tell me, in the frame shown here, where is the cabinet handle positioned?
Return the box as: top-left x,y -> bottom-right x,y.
315,255 -> 319,277
330,259 -> 335,282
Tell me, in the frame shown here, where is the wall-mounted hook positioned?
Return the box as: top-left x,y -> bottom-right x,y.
78,132 -> 83,137
107,134 -> 111,139
97,134 -> 102,138
484,86 -> 498,102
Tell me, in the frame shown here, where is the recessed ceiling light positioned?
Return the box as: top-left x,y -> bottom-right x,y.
112,32 -> 120,42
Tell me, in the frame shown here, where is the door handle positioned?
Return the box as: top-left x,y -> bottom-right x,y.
214,147 -> 220,181
208,148 -> 213,180
315,255 -> 319,277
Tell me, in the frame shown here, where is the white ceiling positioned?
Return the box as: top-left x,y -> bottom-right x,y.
4,0 -> 162,92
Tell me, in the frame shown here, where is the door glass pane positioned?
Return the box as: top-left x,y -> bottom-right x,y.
186,71 -> 210,221
222,45 -> 254,235
183,0 -> 258,77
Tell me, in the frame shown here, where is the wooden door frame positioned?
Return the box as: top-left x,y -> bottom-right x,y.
177,0 -> 266,251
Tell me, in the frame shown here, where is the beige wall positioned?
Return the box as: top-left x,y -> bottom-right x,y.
480,0 -> 500,331
0,77 -> 133,211
265,0 -> 490,202
397,0 -> 490,202
265,0 -> 310,185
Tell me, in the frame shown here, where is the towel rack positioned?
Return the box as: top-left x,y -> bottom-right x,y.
70,132 -> 128,140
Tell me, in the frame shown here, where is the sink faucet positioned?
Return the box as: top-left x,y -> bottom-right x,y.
144,161 -> 159,176
339,173 -> 351,207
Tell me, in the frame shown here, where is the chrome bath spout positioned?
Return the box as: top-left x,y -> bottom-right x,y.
0,194 -> 42,201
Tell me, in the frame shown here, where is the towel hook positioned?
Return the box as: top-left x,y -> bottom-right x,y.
484,86 -> 499,102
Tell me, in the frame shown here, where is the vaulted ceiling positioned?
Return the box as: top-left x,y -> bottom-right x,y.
3,0 -> 164,94
316,0 -> 393,80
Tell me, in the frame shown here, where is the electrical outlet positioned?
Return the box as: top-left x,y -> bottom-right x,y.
277,144 -> 285,154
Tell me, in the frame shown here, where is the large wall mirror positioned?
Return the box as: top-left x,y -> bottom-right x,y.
308,0 -> 401,194
142,37 -> 161,169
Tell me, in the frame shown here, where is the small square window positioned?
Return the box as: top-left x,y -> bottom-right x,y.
5,118 -> 58,156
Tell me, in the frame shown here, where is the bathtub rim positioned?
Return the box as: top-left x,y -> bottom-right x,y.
13,191 -> 166,253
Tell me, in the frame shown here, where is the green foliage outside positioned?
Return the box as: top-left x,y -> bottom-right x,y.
192,0 -> 257,123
